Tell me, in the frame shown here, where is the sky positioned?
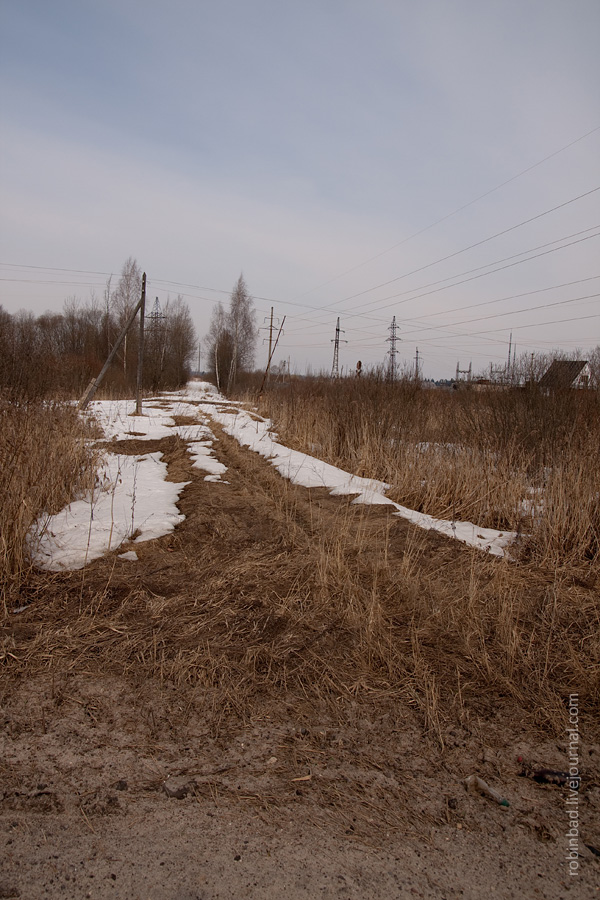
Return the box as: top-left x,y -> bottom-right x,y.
1,0 -> 599,380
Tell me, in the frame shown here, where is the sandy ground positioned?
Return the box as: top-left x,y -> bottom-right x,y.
2,411 -> 599,899
2,668 -> 599,900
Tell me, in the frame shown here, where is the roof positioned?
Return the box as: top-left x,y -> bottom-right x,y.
538,359 -> 588,389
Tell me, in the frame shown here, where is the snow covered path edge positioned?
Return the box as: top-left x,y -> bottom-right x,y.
203,395 -> 516,558
28,383 -> 516,572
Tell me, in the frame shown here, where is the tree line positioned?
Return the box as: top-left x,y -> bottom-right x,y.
204,275 -> 258,392
0,258 -> 197,399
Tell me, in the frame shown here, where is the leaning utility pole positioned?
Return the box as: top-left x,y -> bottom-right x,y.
415,347 -> 420,382
386,316 -> 399,381
79,272 -> 147,410
331,317 -> 347,378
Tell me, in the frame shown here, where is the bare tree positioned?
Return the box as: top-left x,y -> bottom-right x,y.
205,302 -> 232,392
112,257 -> 142,381
160,295 -> 197,388
226,275 -> 257,391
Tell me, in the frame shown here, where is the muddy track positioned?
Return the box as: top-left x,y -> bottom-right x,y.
1,414 -> 599,899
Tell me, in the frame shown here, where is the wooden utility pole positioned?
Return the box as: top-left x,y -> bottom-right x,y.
267,307 -> 274,382
135,273 -> 146,415
260,307 -> 280,385
259,316 -> 286,394
79,272 -> 147,410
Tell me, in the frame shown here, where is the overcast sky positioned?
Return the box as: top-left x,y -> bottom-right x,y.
1,0 -> 599,379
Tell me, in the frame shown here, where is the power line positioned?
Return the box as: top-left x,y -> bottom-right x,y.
0,278 -> 106,287
290,125 -> 600,301
400,291 -> 600,338
3,198 -> 598,331
326,185 -> 600,309
146,186 -> 600,326
282,229 -> 600,334
0,263 -> 114,276
345,275 -> 600,340
412,312 -> 600,342
391,274 -> 600,325
357,235 -> 600,324
339,230 -> 600,319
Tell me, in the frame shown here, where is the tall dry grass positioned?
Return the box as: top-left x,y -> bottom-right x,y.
254,377 -> 600,572
0,398 -> 98,606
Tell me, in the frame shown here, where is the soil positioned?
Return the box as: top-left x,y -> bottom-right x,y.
1,417 -> 599,899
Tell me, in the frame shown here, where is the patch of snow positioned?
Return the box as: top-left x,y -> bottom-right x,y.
186,380 -> 219,394
86,398 -> 214,443
201,396 -> 517,557
188,441 -> 228,477
29,452 -> 188,571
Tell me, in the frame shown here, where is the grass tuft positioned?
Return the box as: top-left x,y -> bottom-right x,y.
0,398 -> 98,607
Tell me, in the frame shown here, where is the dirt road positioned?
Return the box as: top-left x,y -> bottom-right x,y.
1,397 -> 598,899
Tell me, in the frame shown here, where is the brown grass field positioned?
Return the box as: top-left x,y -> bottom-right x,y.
0,383 -> 599,899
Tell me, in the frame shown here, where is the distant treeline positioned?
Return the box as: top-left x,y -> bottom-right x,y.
0,258 -> 196,399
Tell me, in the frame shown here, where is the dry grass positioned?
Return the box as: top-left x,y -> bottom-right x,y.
1,389 -> 598,759
2,424 -> 598,744
0,398 -> 98,607
254,376 -> 600,572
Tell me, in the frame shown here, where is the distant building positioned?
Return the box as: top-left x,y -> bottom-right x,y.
538,359 -> 590,390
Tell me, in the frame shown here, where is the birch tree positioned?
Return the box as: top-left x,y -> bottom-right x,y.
205,275 -> 257,392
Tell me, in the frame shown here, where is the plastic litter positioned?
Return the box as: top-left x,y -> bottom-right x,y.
464,774 -> 509,807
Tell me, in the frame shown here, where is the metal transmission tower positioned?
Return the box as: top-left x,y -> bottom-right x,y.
331,317 -> 347,378
455,361 -> 472,383
149,297 -> 166,328
386,316 -> 399,381
506,332 -> 517,383
148,297 -> 167,385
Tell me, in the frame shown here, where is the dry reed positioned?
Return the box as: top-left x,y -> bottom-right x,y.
254,376 -> 600,572
0,398 -> 98,606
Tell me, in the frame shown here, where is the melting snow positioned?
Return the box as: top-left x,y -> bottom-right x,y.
199,390 -> 517,557
28,381 -> 517,571
30,452 -> 187,571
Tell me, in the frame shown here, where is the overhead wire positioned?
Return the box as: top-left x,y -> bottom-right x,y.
321,185 -> 600,310
289,125 -> 600,300
3,187 -> 598,334
399,291 -> 599,338
282,230 -> 600,335
2,132 -> 599,374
